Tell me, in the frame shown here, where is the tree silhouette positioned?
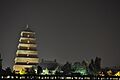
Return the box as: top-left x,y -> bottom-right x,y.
29,67 -> 36,75
37,65 -> 42,75
5,67 -> 12,75
95,57 -> 101,71
88,57 -> 101,76
62,62 -> 71,75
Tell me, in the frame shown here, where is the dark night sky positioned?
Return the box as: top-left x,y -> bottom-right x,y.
0,0 -> 120,69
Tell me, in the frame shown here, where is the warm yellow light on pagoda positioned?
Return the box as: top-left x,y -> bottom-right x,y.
16,50 -> 38,55
15,57 -> 39,63
19,69 -> 26,75
19,37 -> 36,42
18,43 -> 37,48
115,71 -> 120,76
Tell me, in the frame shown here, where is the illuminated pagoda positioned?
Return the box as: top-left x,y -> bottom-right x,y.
13,25 -> 39,73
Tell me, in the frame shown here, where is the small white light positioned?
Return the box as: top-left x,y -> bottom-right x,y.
27,40 -> 30,43
27,35 -> 30,37
27,47 -> 30,49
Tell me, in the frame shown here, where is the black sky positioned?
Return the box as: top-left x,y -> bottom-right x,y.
0,0 -> 120,68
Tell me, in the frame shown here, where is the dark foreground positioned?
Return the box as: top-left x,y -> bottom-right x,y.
0,75 -> 120,80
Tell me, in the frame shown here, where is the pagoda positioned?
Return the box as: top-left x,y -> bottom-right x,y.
13,25 -> 39,73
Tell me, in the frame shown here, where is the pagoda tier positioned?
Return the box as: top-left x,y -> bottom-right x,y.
13,25 -> 39,73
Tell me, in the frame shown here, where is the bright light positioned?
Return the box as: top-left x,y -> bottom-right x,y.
19,69 -> 26,75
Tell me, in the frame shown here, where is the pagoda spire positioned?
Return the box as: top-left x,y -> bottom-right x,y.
26,24 -> 29,29
23,24 -> 33,32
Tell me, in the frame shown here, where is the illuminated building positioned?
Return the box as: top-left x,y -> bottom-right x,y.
39,59 -> 59,75
13,25 -> 39,73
